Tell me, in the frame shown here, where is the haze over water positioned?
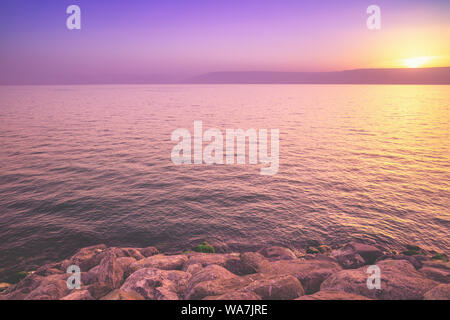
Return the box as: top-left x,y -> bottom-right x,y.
0,84 -> 448,279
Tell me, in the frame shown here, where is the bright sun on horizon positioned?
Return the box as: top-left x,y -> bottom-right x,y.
402,56 -> 433,68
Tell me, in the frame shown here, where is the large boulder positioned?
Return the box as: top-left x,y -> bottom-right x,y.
244,275 -> 304,300
117,257 -> 137,277
1,273 -> 70,300
376,254 -> 425,270
97,249 -> 124,290
423,284 -> 450,300
115,248 -> 145,260
185,265 -> 239,300
140,246 -> 159,257
420,266 -> 449,283
130,254 -> 187,272
330,242 -> 382,269
296,290 -> 371,300
121,268 -> 190,300
240,253 -> 341,294
33,262 -> 64,277
61,244 -> 107,272
183,253 -> 236,270
321,259 -> 438,300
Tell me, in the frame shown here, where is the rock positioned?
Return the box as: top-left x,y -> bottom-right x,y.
346,242 -> 383,264
121,268 -> 190,300
140,246 -> 159,257
87,283 -> 112,299
376,254 -> 424,269
244,275 -> 304,300
330,242 -> 383,269
258,246 -> 297,261
185,263 -> 203,275
331,249 -> 365,269
184,253 -> 234,269
242,254 -> 341,294
321,259 -> 438,300
97,249 -> 124,290
130,254 -> 187,272
423,284 -> 450,300
34,263 -> 64,277
1,273 -> 70,300
24,274 -> 70,300
117,257 -> 137,277
317,245 -> 332,254
61,290 -> 94,300
239,252 -> 267,274
420,266 -> 449,283
62,244 -> 107,272
0,273 -> 44,299
421,260 -> 450,271
224,257 -> 257,276
186,276 -> 251,300
115,248 -> 144,260
296,290 -> 371,300
306,247 -> 320,254
101,289 -> 144,300
185,265 -> 239,300
83,265 -> 100,285
205,290 -> 261,300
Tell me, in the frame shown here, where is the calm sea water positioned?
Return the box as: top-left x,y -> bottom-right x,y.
0,84 -> 449,279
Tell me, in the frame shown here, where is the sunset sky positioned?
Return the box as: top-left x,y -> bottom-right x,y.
0,0 -> 449,83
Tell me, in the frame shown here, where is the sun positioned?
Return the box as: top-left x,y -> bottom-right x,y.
402,56 -> 432,68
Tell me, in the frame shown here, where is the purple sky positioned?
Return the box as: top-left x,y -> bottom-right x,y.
0,0 -> 449,84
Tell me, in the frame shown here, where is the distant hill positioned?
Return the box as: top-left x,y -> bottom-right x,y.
186,67 -> 450,84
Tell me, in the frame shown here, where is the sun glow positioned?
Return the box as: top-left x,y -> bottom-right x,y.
402,56 -> 432,68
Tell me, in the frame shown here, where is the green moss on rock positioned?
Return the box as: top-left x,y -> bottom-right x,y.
431,253 -> 448,262
192,242 -> 215,253
306,246 -> 320,254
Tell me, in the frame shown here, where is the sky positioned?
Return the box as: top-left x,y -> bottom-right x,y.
0,0 -> 449,84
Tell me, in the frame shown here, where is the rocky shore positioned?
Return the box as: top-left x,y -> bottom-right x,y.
0,242 -> 448,300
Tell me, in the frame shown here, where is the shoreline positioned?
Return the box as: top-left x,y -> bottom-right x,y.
0,241 -> 448,300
